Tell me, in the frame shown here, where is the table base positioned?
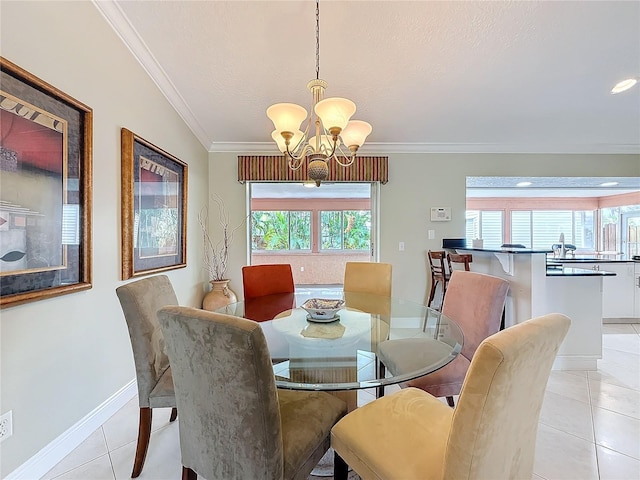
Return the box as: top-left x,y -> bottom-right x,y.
310,448 -> 357,478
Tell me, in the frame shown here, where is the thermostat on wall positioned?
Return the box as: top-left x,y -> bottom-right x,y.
430,207 -> 451,222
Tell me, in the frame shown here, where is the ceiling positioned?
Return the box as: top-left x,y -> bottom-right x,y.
466,176 -> 640,198
94,1 -> 640,155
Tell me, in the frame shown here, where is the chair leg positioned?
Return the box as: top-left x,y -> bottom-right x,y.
441,280 -> 448,307
377,362 -> 386,398
428,280 -> 437,307
170,407 -> 178,422
334,450 -> 349,480
131,407 -> 152,478
182,466 -> 197,480
446,396 -> 455,407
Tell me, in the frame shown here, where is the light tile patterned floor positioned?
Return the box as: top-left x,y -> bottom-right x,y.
42,322 -> 640,480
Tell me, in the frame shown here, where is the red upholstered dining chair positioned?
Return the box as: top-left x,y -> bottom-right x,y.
242,263 -> 295,298
380,270 -> 509,407
242,264 -> 295,322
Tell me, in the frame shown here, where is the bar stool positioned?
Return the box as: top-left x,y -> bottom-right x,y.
447,252 -> 473,272
427,250 -> 450,309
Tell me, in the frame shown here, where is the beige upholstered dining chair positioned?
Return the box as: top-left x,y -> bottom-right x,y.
379,270 -> 509,406
115,275 -> 179,478
157,305 -> 348,480
343,261 -> 392,399
331,313 -> 571,480
343,261 -> 392,297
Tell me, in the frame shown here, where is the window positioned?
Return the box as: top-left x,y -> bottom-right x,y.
510,210 -> 595,249
320,210 -> 371,251
602,205 -> 640,255
251,211 -> 311,251
466,210 -> 503,248
510,211 -> 531,247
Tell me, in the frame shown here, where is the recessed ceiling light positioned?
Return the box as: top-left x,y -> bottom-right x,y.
611,78 -> 638,94
600,181 -> 619,187
516,181 -> 532,187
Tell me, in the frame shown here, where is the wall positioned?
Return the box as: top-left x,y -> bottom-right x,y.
210,152 -> 640,305
0,2 -> 208,476
252,252 -> 370,284
1,2 -> 637,474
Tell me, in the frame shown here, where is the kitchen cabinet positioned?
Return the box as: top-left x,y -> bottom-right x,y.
635,263 -> 640,317
562,262 -> 637,320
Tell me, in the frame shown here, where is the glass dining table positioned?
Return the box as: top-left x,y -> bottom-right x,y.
215,291 -> 464,398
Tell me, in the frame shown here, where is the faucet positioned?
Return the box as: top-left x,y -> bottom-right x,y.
559,233 -> 567,259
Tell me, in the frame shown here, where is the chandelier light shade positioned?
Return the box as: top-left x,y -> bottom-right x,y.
266,0 -> 372,186
340,120 -> 373,153
266,103 -> 308,135
314,97 -> 356,132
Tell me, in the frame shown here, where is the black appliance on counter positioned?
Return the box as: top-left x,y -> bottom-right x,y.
442,238 -> 468,249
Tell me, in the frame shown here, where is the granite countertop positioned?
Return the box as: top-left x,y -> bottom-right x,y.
546,265 -> 617,277
547,254 -> 639,263
458,247 -> 552,254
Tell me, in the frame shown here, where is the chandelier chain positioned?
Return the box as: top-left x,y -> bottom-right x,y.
266,0 -> 371,186
315,0 -> 320,80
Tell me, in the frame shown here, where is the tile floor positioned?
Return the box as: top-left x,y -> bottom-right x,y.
41,322 -> 640,480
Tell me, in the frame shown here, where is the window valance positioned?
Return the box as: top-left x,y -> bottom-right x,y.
238,155 -> 388,184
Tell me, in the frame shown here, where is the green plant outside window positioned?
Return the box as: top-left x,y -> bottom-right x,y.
251,211 -> 311,251
321,210 -> 371,251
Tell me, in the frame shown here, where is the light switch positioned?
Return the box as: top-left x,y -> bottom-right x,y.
399,241 -> 405,251
428,230 -> 435,239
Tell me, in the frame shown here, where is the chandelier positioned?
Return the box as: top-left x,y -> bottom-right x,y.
266,0 -> 372,187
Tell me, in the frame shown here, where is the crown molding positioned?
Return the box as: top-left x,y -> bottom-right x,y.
208,142 -> 640,155
92,0 -> 210,147
93,1 -> 639,158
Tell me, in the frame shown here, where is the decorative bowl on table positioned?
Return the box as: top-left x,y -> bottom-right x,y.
301,298 -> 345,322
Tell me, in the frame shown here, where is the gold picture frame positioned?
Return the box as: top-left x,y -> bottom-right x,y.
121,128 -> 187,279
0,57 -> 93,308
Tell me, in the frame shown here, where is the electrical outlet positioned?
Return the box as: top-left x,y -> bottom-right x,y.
0,411 -> 12,442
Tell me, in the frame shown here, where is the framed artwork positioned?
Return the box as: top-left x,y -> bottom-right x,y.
0,57 -> 93,308
121,128 -> 187,279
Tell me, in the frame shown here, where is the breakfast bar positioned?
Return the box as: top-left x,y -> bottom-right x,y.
456,247 -> 615,370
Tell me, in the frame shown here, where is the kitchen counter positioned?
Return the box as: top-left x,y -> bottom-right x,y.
458,247 -> 553,254
546,266 -> 616,277
457,248 -> 603,370
547,258 -> 639,321
547,254 -> 639,263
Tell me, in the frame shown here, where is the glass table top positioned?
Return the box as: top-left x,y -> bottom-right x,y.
215,292 -> 463,391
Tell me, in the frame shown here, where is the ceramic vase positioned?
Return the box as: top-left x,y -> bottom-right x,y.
202,279 -> 237,311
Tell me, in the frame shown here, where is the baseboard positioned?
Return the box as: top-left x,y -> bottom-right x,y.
603,318 -> 640,324
553,355 -> 599,371
6,380 -> 137,480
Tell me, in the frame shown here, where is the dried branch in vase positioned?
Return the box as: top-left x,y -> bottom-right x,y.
198,194 -> 247,282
